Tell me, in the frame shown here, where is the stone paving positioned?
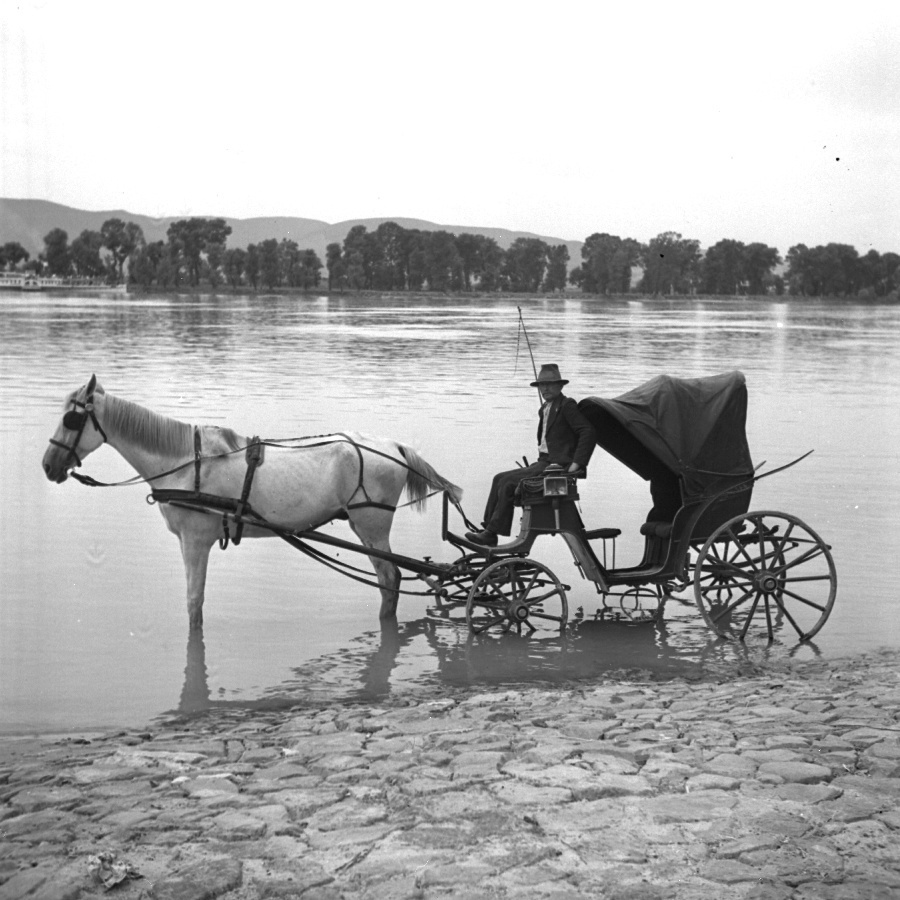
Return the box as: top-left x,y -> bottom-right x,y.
1,649 -> 899,899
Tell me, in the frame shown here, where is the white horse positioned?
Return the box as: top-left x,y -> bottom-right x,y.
42,376 -> 462,629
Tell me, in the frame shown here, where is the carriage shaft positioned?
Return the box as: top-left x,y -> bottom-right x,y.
157,493 -> 451,578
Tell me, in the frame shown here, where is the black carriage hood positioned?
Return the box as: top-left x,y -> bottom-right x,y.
578,370 -> 754,504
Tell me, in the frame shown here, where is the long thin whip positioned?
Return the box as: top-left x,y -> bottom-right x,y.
516,306 -> 542,406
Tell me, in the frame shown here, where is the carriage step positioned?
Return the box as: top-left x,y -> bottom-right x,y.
584,527 -> 621,541
640,521 -> 673,539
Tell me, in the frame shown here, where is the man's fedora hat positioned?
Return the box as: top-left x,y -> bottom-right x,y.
531,363 -> 569,386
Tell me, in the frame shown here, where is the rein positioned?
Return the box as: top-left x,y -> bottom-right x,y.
67,431 -> 451,505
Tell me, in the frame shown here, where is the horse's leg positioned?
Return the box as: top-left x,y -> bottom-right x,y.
177,530 -> 215,630
348,509 -> 401,619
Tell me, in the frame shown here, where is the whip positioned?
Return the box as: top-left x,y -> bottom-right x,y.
515,306 -> 542,406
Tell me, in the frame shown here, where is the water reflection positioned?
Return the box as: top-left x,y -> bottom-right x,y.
179,631 -> 211,713
172,609 -> 778,722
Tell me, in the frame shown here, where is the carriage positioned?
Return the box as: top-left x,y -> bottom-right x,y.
44,371 -> 837,644
429,370 -> 838,643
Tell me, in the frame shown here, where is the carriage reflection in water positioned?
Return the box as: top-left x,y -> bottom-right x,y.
431,370 -> 837,643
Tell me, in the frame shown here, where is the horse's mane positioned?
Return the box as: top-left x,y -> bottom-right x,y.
102,393 -> 194,457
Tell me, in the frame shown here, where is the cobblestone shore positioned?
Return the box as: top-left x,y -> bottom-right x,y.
2,649 -> 899,900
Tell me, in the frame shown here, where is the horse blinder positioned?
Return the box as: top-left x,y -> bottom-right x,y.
63,409 -> 88,431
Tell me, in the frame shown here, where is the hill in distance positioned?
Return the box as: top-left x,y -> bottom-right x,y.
0,199 -> 584,268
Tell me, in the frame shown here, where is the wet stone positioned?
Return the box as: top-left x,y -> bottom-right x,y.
490,780 -> 573,806
702,753 -> 759,778
211,810 -> 269,840
450,750 -> 506,777
775,782 -> 843,803
686,773 -> 740,791
757,761 -> 833,783
644,790 -> 739,823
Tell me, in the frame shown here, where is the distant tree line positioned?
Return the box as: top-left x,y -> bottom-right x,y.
2,218 -> 897,300
572,232 -> 899,300
324,223 -> 570,293
0,218 -> 325,291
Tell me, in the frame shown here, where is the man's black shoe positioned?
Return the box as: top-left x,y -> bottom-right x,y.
466,529 -> 498,547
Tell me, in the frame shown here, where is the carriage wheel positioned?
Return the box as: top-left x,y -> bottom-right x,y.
693,510 -> 837,643
466,558 -> 568,635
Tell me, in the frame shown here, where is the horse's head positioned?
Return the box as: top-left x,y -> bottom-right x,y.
43,375 -> 108,482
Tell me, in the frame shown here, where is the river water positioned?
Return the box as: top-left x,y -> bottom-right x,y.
1,292 -> 898,735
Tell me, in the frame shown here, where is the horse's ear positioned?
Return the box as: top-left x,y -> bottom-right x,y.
87,374 -> 97,394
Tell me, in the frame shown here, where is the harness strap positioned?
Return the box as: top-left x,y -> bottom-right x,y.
339,431 -> 398,514
347,500 -> 397,512
193,427 -> 202,494
233,437 -> 264,546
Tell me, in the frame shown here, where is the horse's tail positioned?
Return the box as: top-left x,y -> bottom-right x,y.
399,445 -> 463,511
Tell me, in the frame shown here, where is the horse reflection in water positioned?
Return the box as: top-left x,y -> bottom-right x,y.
42,376 -> 461,627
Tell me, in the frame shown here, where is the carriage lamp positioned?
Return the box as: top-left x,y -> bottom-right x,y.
543,474 -> 570,497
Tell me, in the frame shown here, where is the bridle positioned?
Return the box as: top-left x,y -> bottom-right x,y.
48,375 -> 108,468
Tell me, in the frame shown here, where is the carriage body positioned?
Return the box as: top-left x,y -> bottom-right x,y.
444,371 -> 837,642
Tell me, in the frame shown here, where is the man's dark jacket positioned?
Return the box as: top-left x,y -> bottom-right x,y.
538,394 -> 595,469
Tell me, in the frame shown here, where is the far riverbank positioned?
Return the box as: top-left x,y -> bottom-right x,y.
116,285 -> 900,304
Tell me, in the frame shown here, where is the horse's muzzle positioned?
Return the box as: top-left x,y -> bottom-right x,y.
42,447 -> 70,483
44,463 -> 69,483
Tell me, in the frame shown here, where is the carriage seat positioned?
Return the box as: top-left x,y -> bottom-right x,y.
584,527 -> 621,541
640,521 -> 673,539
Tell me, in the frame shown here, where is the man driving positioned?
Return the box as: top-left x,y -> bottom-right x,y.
466,363 -> 595,546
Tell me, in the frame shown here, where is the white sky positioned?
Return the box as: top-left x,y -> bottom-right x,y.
2,0 -> 898,255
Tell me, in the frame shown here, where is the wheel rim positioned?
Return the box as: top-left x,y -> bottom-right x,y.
693,510 -> 837,643
466,558 -> 568,635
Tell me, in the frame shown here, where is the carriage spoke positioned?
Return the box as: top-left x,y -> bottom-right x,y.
775,543 -> 827,573
783,574 -> 833,585
737,594 -> 762,640
705,585 -> 757,624
520,569 -> 541,596
764,594 -> 775,640
734,523 -> 766,569
773,520 -> 796,560
772,595 -> 809,640
475,598 -> 508,611
779,586 -> 826,612
472,614 -> 509,634
523,588 -> 565,607
528,610 -> 566,624
483,580 -> 513,603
